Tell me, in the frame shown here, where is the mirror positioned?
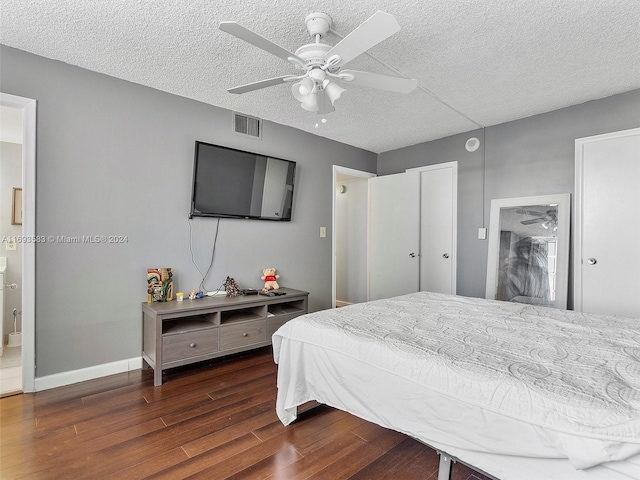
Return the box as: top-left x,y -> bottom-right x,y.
486,194 -> 571,309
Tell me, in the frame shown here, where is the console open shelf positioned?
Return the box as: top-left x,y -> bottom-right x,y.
267,299 -> 306,316
163,313 -> 219,335
142,288 -> 308,386
220,305 -> 266,324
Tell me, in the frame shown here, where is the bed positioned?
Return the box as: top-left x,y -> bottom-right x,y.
272,292 -> 640,480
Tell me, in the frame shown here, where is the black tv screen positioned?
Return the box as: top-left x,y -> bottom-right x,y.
189,141 -> 296,221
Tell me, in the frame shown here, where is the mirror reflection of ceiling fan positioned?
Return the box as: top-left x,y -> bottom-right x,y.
219,11 -> 418,114
517,208 -> 558,230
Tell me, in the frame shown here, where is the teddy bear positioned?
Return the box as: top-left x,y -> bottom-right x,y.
261,267 -> 280,292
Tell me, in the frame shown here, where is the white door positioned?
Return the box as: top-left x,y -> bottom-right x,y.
368,172 -> 420,300
411,163 -> 457,294
575,128 -> 640,317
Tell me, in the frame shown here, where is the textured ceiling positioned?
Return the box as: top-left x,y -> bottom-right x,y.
1,0 -> 639,153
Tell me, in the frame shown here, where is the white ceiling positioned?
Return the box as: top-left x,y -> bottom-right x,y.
1,0 -> 639,153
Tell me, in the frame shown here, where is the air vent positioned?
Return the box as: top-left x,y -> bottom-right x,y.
233,112 -> 262,139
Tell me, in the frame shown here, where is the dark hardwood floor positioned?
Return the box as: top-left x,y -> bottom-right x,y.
0,347 -> 493,479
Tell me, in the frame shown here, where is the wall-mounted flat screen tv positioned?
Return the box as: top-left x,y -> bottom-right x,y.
189,141 -> 296,221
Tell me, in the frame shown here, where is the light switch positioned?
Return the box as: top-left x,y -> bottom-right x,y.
320,227 -> 327,238
478,228 -> 487,240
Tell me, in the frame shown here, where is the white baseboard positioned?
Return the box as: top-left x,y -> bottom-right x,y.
34,356 -> 143,391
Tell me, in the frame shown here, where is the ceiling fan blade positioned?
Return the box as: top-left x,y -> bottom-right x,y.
340,69 -> 418,93
521,218 -> 544,225
228,76 -> 296,94
326,11 -> 401,68
516,208 -> 547,216
220,21 -> 305,67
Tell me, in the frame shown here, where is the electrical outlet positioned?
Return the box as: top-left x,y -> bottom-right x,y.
5,239 -> 16,251
320,227 -> 327,238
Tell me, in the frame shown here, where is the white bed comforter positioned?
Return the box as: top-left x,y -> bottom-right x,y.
273,292 -> 640,470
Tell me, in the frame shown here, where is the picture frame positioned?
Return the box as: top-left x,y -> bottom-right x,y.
11,187 -> 22,225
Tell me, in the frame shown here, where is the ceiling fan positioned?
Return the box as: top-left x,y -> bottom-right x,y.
517,208 -> 558,229
219,11 -> 418,115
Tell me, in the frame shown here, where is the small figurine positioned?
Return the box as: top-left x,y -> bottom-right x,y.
261,267 -> 280,292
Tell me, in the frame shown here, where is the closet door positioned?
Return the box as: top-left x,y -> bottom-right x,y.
368,172 -> 420,300
575,128 -> 640,317
413,163 -> 457,294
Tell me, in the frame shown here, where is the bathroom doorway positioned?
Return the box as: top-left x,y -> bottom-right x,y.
0,93 -> 36,394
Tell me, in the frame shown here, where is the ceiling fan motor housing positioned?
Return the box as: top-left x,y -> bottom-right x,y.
294,43 -> 332,70
305,12 -> 332,37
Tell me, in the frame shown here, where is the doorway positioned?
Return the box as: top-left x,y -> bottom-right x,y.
332,166 -> 375,308
0,92 -> 36,393
332,163 -> 458,307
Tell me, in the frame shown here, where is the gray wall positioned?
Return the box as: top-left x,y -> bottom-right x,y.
0,45 -> 377,377
378,89 -> 640,301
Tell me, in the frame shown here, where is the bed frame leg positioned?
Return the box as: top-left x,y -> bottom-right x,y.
437,452 -> 453,480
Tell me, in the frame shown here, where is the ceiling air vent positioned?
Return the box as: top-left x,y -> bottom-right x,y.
233,112 -> 262,139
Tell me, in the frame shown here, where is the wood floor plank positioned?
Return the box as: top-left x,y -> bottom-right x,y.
223,444 -> 302,480
183,435 -> 302,479
182,409 -> 277,457
162,380 -> 276,426
73,393 -> 213,436
350,421 -> 408,451
101,446 -> 190,480
287,411 -> 367,457
146,433 -> 265,479
348,437 -> 437,480
305,437 -> 391,480
1,418 -> 79,462
251,404 -> 349,443
264,431 -> 369,480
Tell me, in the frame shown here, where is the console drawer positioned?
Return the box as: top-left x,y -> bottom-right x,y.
220,320 -> 266,350
163,328 -> 218,364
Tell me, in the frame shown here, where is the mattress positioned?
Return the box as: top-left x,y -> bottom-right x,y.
272,292 -> 640,479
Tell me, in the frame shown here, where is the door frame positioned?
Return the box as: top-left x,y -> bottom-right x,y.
574,127 -> 640,312
407,161 -> 458,294
332,166 -> 376,308
1,92 -> 36,392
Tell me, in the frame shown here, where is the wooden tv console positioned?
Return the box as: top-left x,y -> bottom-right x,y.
142,288 -> 309,386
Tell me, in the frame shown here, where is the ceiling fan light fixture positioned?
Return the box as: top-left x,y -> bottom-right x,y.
298,77 -> 315,96
292,80 -> 317,103
291,81 -> 305,101
292,80 -> 321,112
300,94 -> 319,112
323,81 -> 345,105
